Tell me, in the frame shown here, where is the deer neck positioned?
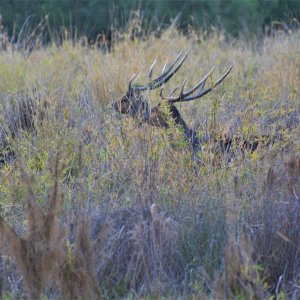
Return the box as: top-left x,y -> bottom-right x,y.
143,103 -> 199,152
168,104 -> 188,128
168,104 -> 199,152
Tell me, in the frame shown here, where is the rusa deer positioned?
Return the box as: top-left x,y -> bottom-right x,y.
112,52 -> 235,153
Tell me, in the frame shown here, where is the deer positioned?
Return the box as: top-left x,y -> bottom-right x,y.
112,51 -> 236,155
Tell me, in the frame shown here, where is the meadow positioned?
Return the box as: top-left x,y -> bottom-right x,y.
0,22 -> 299,299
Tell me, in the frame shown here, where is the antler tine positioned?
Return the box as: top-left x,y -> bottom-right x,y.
177,86 -> 212,102
161,60 -> 168,75
214,65 -> 233,86
151,51 -> 189,89
149,59 -> 157,80
128,74 -> 138,92
160,84 -> 180,100
132,51 -> 188,92
179,79 -> 187,98
160,86 -> 167,100
169,85 -> 179,97
167,68 -> 214,102
185,67 -> 215,96
151,51 -> 183,85
167,65 -> 233,103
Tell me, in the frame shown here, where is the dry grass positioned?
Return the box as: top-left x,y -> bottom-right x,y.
249,158 -> 300,296
0,154 -> 66,299
214,233 -> 267,300
96,203 -> 183,297
0,20 -> 299,298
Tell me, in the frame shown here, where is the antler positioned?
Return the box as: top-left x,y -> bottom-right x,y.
160,65 -> 233,103
128,51 -> 189,92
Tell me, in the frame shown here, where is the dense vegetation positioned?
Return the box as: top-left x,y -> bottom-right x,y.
0,0 -> 300,38
0,17 -> 300,299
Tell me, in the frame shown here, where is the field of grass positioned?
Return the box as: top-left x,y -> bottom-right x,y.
0,23 -> 299,299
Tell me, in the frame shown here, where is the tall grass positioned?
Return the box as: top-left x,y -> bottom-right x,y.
0,19 -> 299,299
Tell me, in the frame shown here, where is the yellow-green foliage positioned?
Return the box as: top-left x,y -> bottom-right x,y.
0,26 -> 300,299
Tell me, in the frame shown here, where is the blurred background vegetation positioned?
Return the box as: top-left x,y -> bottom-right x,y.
0,0 -> 299,40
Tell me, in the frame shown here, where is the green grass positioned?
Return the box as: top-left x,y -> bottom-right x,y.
0,24 -> 299,299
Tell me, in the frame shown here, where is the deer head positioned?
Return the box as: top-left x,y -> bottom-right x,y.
112,51 -> 232,118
